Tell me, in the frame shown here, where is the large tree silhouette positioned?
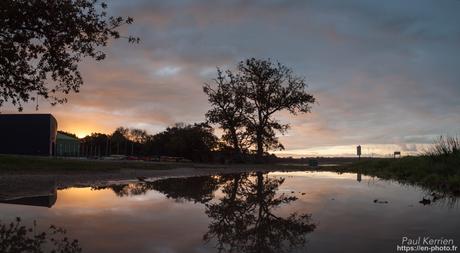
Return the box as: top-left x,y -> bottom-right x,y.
203,69 -> 251,160
0,0 -> 138,110
204,58 -> 316,161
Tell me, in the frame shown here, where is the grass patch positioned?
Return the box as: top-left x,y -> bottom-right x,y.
345,136 -> 460,195
0,155 -> 182,173
348,154 -> 460,195
0,155 -> 311,174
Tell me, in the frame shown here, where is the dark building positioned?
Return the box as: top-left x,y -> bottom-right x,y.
0,114 -> 57,156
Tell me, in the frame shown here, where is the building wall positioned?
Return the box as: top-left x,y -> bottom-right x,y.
56,135 -> 80,157
0,114 -> 57,156
50,116 -> 57,155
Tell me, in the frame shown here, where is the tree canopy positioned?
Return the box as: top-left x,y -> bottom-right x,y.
146,123 -> 218,162
204,58 -> 316,160
75,123 -> 219,161
0,0 -> 138,111
203,68 -> 250,158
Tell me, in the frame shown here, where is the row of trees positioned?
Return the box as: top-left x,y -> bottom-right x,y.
80,123 -> 218,162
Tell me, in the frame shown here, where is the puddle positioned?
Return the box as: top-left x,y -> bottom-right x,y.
0,171 -> 459,252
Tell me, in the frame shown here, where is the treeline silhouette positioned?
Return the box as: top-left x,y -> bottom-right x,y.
78,122 -> 283,163
76,123 -> 353,164
79,122 -> 221,162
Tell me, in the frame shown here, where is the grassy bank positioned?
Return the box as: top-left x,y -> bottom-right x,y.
348,154 -> 460,195
0,154 -> 312,173
0,155 -> 182,172
344,137 -> 460,195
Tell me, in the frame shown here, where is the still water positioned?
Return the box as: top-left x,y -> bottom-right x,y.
1,171 -> 459,253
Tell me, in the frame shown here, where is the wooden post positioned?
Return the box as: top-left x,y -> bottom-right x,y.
357,145 -> 362,160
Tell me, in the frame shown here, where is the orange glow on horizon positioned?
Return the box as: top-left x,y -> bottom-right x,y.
57,119 -> 112,138
74,131 -> 90,138
58,127 -> 110,138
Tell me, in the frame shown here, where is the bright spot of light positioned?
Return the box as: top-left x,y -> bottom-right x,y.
155,66 -> 181,77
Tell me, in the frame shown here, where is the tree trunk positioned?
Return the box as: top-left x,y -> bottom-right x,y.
229,127 -> 243,162
256,108 -> 264,163
256,130 -> 264,162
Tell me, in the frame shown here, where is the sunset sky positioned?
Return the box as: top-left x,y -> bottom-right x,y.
3,0 -> 460,157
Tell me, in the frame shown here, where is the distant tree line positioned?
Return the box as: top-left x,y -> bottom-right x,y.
79,123 -> 218,162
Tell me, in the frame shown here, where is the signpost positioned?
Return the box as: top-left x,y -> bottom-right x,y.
357,145 -> 362,160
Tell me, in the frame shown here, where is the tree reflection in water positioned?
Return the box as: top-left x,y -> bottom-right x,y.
93,176 -> 223,203
94,172 -> 316,252
204,172 -> 316,253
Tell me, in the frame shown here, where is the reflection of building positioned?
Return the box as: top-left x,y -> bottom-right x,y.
57,132 -> 80,157
0,192 -> 57,208
0,114 -> 57,156
0,177 -> 57,208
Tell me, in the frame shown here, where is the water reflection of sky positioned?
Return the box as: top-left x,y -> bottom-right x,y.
0,171 -> 459,253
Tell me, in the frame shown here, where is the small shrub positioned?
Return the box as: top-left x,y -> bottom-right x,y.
425,136 -> 460,159
0,217 -> 82,253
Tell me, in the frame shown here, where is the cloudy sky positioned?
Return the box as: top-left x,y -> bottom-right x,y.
4,0 -> 460,157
